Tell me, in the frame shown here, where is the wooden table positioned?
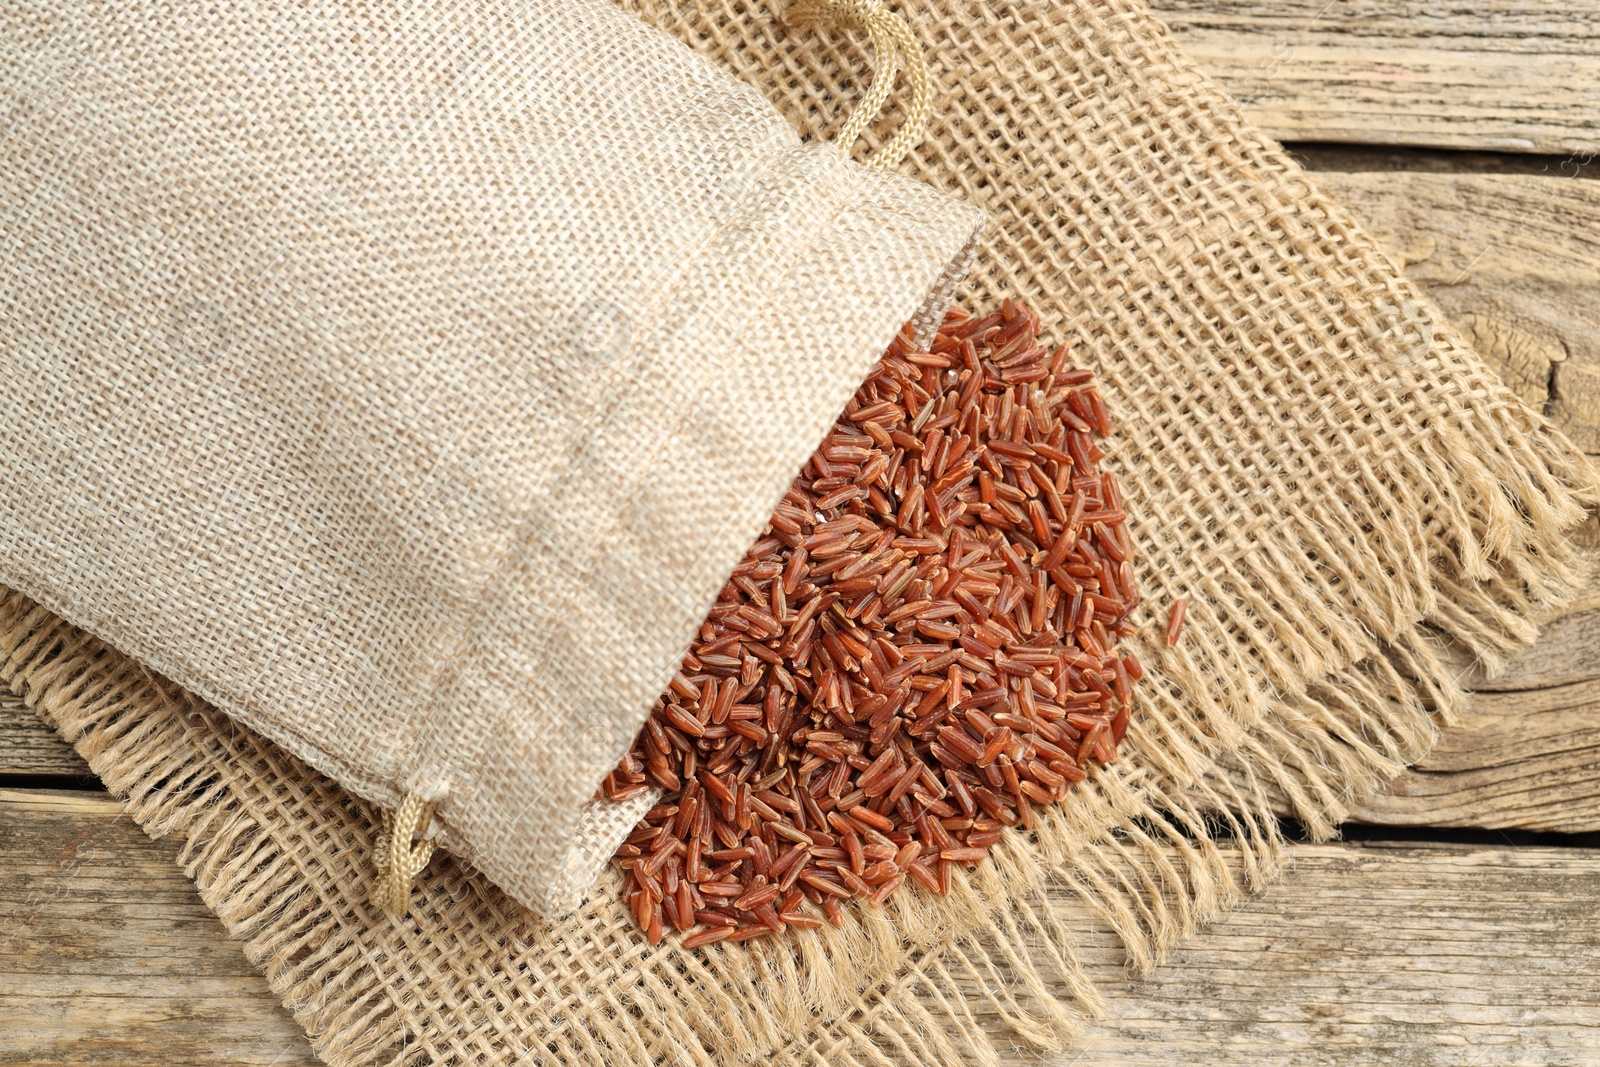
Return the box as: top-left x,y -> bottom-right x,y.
4,3 -> 1598,1063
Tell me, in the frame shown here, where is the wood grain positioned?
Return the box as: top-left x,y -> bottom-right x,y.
5,790 -> 1597,1066
1065,839 -> 1600,1065
0,689 -> 89,778
1350,678 -> 1600,834
1311,170 -> 1600,449
1463,603 -> 1600,694
0,789 -> 318,1067
1153,0 -> 1600,155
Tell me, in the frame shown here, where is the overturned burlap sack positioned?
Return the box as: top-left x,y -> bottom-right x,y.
0,0 -> 983,916
3,0 -> 1596,1064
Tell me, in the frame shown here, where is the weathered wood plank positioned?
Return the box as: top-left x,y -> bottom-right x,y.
0,688 -> 90,778
1152,0 -> 1600,155
1464,603 -> 1600,693
0,790 -> 318,1066
1311,170 -> 1600,449
5,790 -> 1597,1065
1066,839 -> 1600,1065
1349,679 -> 1600,833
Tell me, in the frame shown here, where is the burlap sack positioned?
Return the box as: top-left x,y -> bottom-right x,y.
3,0 -> 1595,1064
0,0 -> 984,916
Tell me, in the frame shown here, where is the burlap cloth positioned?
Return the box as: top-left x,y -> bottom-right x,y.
3,0 -> 1596,1063
0,0 -> 984,918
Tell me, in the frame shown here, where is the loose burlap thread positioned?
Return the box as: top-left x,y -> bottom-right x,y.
4,0 -> 1597,1064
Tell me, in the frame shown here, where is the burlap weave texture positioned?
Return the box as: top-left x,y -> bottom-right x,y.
3,0 -> 1596,1065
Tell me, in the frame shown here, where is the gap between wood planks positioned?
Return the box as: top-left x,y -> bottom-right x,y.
1290,143 -> 1600,178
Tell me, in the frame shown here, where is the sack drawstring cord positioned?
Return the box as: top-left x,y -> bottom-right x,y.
786,0 -> 933,169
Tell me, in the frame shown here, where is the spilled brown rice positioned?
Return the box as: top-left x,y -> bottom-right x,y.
601,300 -> 1141,946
